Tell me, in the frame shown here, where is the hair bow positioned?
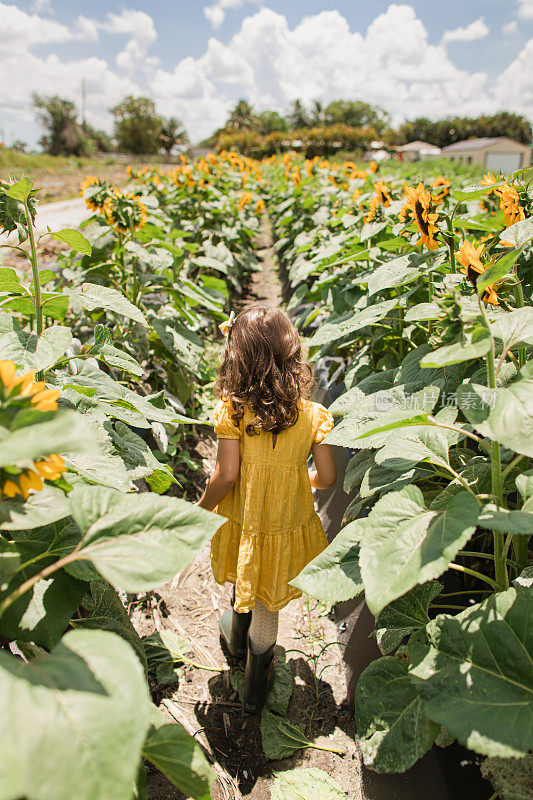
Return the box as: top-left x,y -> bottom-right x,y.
219,310 -> 235,337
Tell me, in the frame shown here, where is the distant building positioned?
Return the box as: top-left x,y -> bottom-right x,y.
442,137 -> 531,174
395,141 -> 442,162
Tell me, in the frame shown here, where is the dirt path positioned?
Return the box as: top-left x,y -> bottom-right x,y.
131,220 -> 361,800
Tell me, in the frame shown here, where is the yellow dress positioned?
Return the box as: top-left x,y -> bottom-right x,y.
210,398 -> 334,612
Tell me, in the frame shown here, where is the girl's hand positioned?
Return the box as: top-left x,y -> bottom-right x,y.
309,443 -> 337,489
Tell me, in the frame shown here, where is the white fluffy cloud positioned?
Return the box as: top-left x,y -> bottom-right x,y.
204,0 -> 261,30
1,2 -> 532,147
518,0 -> 533,20
502,20 -> 519,35
441,17 -> 489,44
152,4 -> 531,142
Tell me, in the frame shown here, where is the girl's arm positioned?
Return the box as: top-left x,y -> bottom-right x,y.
197,438 -> 240,511
309,442 -> 337,489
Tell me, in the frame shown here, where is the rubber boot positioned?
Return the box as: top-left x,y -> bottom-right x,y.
219,593 -> 251,658
243,636 -> 275,714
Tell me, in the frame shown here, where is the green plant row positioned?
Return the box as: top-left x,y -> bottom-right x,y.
263,154 -> 532,796
0,152 -> 266,800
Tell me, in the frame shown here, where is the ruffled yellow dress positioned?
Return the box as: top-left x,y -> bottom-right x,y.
210,398 -> 334,612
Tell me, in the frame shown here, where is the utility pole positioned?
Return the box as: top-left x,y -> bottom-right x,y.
81,77 -> 87,130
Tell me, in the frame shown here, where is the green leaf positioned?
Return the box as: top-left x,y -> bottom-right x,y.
271,767 -> 346,800
420,328 -> 491,367
97,343 -> 145,376
500,217 -> 533,248
453,183 -> 501,202
260,710 -> 308,760
491,307 -> 533,350
66,283 -> 147,326
457,371 -> 533,458
308,298 -> 399,347
374,406 -> 463,471
50,228 -> 92,255
143,723 -> 215,800
72,580 -> 147,673
143,629 -> 192,685
0,485 -> 69,530
109,421 -> 176,486
360,485 -> 479,616
375,581 -> 443,654
0,323 -> 72,371
192,255 -> 228,274
5,177 -> 33,202
290,519 -> 365,606
231,655 -> 293,715
0,629 -> 151,800
367,249 -> 446,297
0,539 -> 20,591
409,585 -> 533,758
476,245 -> 526,295
65,484 -> 224,592
150,315 -> 204,376
64,412 -> 130,492
481,754 -> 533,800
478,504 -> 533,535
355,657 -> 439,773
0,410 -> 92,468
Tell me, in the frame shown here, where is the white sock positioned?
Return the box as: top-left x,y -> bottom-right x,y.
249,600 -> 279,654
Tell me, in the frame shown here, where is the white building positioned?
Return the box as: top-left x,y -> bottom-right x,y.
395,140 -> 441,162
442,137 -> 531,174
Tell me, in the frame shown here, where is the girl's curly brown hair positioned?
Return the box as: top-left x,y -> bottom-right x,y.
215,305 -> 314,436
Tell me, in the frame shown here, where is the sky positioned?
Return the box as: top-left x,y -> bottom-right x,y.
1,0 -> 532,148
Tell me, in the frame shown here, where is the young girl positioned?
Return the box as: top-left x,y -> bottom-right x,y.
198,305 -> 336,713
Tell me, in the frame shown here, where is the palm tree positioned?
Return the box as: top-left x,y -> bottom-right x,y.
310,100 -> 324,127
160,117 -> 188,156
227,100 -> 257,131
287,99 -> 310,130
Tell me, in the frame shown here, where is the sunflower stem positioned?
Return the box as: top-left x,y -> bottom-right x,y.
479,298 -> 507,591
513,281 -> 526,368
445,216 -> 456,273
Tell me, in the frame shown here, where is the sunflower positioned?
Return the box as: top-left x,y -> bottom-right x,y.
456,241 -> 500,305
238,191 -> 252,210
256,198 -> 266,213
364,196 -> 380,223
374,180 -> 392,207
369,160 -> 378,173
103,191 -> 147,233
292,166 -> 302,186
0,362 -> 66,500
79,176 -> 110,213
495,183 -> 526,227
401,182 -> 440,251
432,176 -> 450,205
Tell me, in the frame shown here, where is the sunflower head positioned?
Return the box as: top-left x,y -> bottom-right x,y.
103,191 -> 147,233
80,176 -> 112,213
401,181 -> 440,250
0,361 -> 66,500
457,240 -> 500,305
369,160 -> 378,173
432,176 -> 450,205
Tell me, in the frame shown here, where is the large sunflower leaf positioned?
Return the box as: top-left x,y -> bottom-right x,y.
290,519 -> 365,606
66,282 -> 147,326
0,629 -> 151,800
375,580 -> 443,654
409,585 -> 533,758
359,485 -> 478,616
481,755 -> 533,800
271,767 -> 345,800
457,368 -> 533,458
355,656 -> 439,773
65,484 -> 223,592
143,723 -> 215,800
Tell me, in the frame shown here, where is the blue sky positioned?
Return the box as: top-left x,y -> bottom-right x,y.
1,0 -> 532,147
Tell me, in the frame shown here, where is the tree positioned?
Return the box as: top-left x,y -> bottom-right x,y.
226,99 -> 257,131
324,100 -> 391,135
256,110 -> 288,135
394,112 -> 532,147
111,96 -> 162,154
160,117 -> 188,156
287,99 -> 310,129
310,100 -> 325,127
32,94 -> 82,156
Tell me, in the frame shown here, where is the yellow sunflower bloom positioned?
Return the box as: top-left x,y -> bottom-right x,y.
369,160 -> 378,173
495,183 -> 526,227
432,176 -> 450,205
402,182 -> 440,251
457,240 -> 500,305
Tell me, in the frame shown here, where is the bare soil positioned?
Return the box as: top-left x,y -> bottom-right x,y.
129,222 -> 361,799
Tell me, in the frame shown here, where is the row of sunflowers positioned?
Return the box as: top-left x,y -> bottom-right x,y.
263,153 -> 532,795
0,153 -> 266,799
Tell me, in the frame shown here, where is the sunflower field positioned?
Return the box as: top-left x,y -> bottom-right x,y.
0,147 -> 531,800
265,154 -> 533,792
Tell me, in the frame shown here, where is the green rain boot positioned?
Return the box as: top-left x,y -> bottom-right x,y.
219,593 -> 252,659
243,636 -> 275,714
